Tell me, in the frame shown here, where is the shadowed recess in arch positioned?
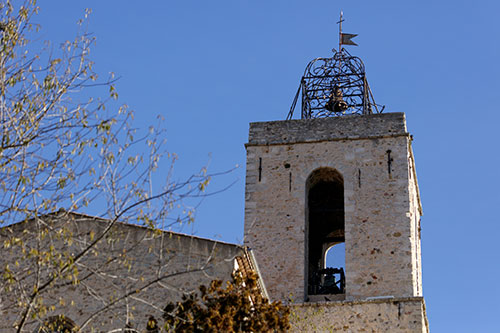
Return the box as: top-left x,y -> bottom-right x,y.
306,167 -> 345,296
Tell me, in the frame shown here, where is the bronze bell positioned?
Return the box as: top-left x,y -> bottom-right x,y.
325,86 -> 348,113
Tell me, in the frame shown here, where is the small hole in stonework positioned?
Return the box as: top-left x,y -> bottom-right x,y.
367,281 -> 372,285
284,163 -> 291,169
391,251 -> 395,254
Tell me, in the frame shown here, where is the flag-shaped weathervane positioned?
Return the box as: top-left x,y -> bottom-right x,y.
341,33 -> 358,46
338,11 -> 358,49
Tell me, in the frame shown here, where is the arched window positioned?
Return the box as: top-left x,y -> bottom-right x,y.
306,168 -> 345,296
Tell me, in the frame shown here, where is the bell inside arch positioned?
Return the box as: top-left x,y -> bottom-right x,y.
325,86 -> 348,113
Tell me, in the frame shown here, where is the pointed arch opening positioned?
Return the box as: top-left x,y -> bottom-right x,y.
306,167 -> 345,296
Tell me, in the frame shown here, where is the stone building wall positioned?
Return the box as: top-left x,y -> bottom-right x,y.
408,144 -> 424,296
0,213 -> 243,332
0,112 -> 427,331
290,297 -> 429,332
244,113 -> 423,302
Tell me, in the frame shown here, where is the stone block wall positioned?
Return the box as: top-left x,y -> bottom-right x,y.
408,145 -> 423,296
0,213 -> 243,332
290,297 -> 429,332
244,113 -> 423,302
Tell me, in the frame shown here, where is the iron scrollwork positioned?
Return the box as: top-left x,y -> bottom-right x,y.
288,48 -> 384,120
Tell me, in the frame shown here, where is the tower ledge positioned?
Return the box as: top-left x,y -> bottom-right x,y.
291,296 -> 429,332
247,112 -> 408,146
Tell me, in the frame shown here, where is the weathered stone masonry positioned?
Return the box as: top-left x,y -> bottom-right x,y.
0,213 -> 244,332
0,111 -> 428,332
291,296 -> 428,332
244,113 -> 427,331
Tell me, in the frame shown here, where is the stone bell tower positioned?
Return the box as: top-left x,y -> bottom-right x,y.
244,15 -> 428,332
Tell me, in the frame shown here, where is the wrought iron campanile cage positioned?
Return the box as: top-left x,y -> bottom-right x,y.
287,13 -> 384,120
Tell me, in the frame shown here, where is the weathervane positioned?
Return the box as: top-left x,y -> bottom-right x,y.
338,11 -> 358,49
287,11 -> 384,120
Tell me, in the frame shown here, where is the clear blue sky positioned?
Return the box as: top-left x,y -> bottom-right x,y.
34,1 -> 499,331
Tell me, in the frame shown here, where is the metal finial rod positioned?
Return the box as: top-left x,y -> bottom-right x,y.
337,11 -> 344,87
338,10 -> 344,52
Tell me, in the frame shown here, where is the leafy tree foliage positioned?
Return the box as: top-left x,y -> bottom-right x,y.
162,271 -> 290,332
36,315 -> 78,333
0,1 -> 214,331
